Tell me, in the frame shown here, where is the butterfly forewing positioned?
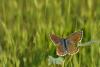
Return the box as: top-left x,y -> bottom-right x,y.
50,34 -> 61,45
67,31 -> 83,44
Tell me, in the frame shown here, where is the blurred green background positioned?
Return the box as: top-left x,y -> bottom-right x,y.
0,0 -> 100,67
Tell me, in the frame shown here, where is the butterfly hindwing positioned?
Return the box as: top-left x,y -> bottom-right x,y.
56,39 -> 67,56
66,42 -> 79,55
56,44 -> 67,56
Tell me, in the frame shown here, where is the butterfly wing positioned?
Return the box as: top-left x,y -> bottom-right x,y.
50,34 -> 61,45
67,31 -> 83,44
50,34 -> 67,56
66,42 -> 79,55
66,31 -> 83,55
56,43 -> 67,56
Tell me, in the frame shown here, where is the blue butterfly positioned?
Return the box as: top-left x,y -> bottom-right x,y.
50,31 -> 83,56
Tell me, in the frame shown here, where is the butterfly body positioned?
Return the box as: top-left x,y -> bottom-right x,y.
60,39 -> 67,50
56,39 -> 68,56
50,31 -> 83,56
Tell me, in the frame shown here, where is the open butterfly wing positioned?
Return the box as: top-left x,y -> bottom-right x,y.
50,34 -> 61,45
66,43 -> 79,55
67,31 -> 83,44
50,34 -> 67,56
66,31 -> 83,55
56,44 -> 67,56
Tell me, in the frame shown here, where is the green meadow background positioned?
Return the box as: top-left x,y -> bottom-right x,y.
0,0 -> 100,67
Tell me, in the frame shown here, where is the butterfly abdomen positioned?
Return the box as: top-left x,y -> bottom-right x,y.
63,39 -> 67,49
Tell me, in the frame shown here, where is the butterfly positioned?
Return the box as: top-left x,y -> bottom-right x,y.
50,31 -> 83,56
